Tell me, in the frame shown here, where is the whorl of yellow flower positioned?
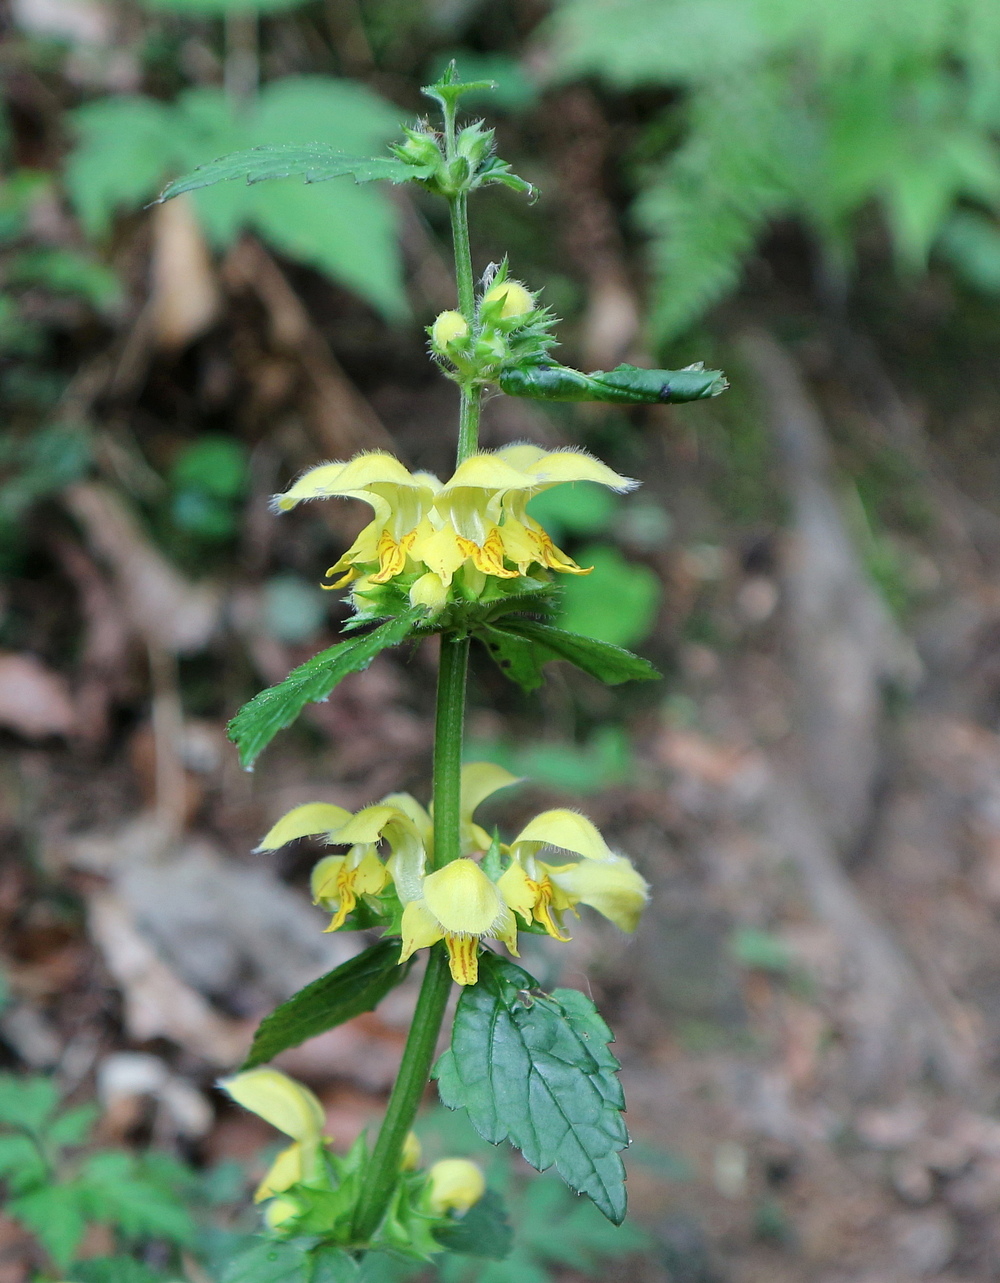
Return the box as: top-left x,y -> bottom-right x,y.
255,768 -> 648,982
270,446 -> 637,610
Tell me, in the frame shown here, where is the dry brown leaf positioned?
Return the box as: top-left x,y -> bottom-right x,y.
86,887 -> 249,1066
0,652 -> 76,739
149,196 -> 219,350
63,482 -> 220,654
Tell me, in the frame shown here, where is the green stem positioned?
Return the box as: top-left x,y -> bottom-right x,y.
351,946 -> 452,1242
449,192 -> 481,463
431,633 -> 470,868
352,635 -> 468,1242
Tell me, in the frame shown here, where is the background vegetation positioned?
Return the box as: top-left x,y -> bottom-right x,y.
6,0 -> 1000,1279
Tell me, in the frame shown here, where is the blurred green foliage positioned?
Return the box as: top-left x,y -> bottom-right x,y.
551,0 -> 1000,337
67,78 -> 407,318
0,1074 -> 194,1271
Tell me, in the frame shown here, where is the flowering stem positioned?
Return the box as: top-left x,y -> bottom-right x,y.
354,95 -> 480,1247
351,945 -> 452,1243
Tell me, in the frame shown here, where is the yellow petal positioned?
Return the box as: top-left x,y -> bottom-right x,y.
432,310 -> 468,347
512,809 -> 614,862
522,448 -> 637,493
331,803 -> 409,846
410,571 -> 449,615
400,901 -> 445,963
256,803 -> 353,853
444,933 -> 481,985
310,854 -> 346,904
411,524 -> 469,585
493,905 -> 520,957
444,454 -> 535,493
460,763 -> 522,820
221,1069 -> 325,1142
497,861 -> 535,923
426,1159 -> 486,1214
272,452 -> 417,511
254,1141 -> 303,1201
380,792 -> 432,843
353,848 -> 389,895
547,855 -> 650,932
422,859 -> 504,935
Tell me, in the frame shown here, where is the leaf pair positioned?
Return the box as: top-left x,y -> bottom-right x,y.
229,609 -> 658,767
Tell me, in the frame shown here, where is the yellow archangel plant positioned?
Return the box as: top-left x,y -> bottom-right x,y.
162,61 -> 725,1270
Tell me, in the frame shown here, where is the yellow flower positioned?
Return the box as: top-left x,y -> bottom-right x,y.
310,802 -> 422,932
271,452 -> 439,588
220,1069 -> 326,1203
256,799 -> 394,932
397,858 -> 520,985
425,1159 -> 486,1216
497,809 -> 649,941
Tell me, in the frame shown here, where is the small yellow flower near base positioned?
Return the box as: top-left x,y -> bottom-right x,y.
265,1197 -> 300,1229
426,1159 -> 486,1216
220,1069 -> 327,1202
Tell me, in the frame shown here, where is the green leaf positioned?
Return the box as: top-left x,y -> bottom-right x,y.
77,1151 -> 195,1244
310,1247 -> 364,1283
242,941 -> 411,1069
0,1073 -> 59,1133
222,1239 -> 312,1283
157,147 -> 416,203
478,624 -> 548,692
478,618 -> 660,690
9,1184 -> 86,1268
228,609 -> 424,768
73,1257 -> 163,1283
557,545 -> 661,648
434,954 -> 629,1224
433,1189 -> 513,1259
46,1103 -> 99,1147
0,1134 -> 45,1192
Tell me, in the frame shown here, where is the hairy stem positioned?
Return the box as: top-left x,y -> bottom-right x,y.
351,946 -> 452,1242
449,193 -> 481,462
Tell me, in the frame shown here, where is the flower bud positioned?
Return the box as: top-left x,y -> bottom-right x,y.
426,1158 -> 486,1216
394,127 -> 442,169
431,310 -> 469,353
401,1131 -> 422,1171
410,571 -> 449,615
482,280 -> 534,321
457,123 -> 495,166
264,1197 -> 299,1230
